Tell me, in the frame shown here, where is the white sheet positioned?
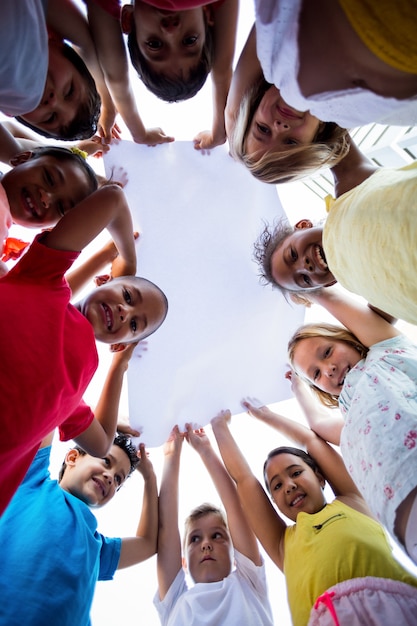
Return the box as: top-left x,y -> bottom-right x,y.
104,141 -> 304,447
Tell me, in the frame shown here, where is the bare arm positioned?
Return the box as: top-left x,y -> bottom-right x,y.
309,285 -> 401,347
42,185 -> 136,277
330,137 -> 378,197
73,342 -> 137,457
210,411 -> 286,571
157,427 -> 184,600
118,443 -> 159,568
242,398 -> 369,515
186,419 -> 261,566
225,24 -> 262,139
193,0 -> 239,150
85,1 -> 174,146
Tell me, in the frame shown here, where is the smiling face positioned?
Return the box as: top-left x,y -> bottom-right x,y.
265,452 -> 326,522
2,153 -> 93,228
60,445 -> 131,507
270,221 -> 335,290
78,276 -> 167,344
184,512 -> 233,583
125,2 -> 207,80
292,336 -> 362,395
19,40 -> 87,138
246,86 -> 321,158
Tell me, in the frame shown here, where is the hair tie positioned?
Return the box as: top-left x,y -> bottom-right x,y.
70,146 -> 88,160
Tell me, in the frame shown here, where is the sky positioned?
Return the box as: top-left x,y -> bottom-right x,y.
3,1 -> 417,625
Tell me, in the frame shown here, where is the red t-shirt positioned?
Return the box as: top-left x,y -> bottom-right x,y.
0,233 -> 97,514
88,0 -> 220,19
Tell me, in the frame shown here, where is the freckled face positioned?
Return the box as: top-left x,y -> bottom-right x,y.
78,276 -> 167,344
292,337 -> 362,395
270,226 -> 335,290
2,155 -> 92,228
265,453 -> 326,521
62,445 -> 131,507
246,86 -> 321,158
131,2 -> 206,80
185,513 -> 233,583
20,41 -> 87,138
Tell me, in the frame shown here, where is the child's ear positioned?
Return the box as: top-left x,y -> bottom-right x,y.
94,273 -> 112,287
9,151 -> 33,167
110,342 -> 128,353
181,556 -> 188,573
65,448 -> 81,468
294,219 -> 313,230
315,470 -> 326,490
202,5 -> 215,26
121,5 -> 134,34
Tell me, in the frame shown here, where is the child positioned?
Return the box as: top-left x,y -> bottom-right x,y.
226,25 -> 350,184
210,385 -> 417,626
0,426 -> 158,626
254,0 -> 417,129
287,285 -> 417,567
253,137 -> 417,326
85,0 -> 238,150
155,423 -> 274,625
1,0 -> 112,141
0,183 -> 168,515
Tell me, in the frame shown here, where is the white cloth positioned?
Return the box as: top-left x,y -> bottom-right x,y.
153,550 -> 274,626
1,0 -> 48,116
254,0 -> 417,128
339,335 -> 417,537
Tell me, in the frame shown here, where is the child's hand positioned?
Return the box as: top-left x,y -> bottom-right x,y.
98,101 -> 120,144
285,369 -> 306,398
77,135 -> 110,159
134,127 -> 175,147
136,442 -> 155,480
163,425 -> 185,457
241,397 -> 273,421
108,165 -> 129,188
185,423 -> 211,453
210,409 -> 232,429
193,129 -> 226,151
109,339 -> 139,364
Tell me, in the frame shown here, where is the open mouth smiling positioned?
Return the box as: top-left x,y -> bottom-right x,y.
290,494 -> 305,507
92,477 -> 106,498
101,303 -> 113,331
313,245 -> 328,271
22,189 -> 41,218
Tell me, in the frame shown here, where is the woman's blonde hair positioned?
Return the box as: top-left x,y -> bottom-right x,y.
229,78 -> 350,184
287,323 -> 368,408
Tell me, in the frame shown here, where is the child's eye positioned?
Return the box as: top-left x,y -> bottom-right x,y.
324,347 -> 331,357
190,535 -> 200,543
115,474 -> 122,487
285,139 -> 298,146
130,319 -> 137,333
103,457 -> 110,466
146,38 -> 162,50
57,201 -> 65,217
182,35 -> 198,46
301,273 -> 312,286
313,369 -> 320,381
65,82 -> 74,100
273,482 -> 282,491
256,123 -> 270,135
123,289 -> 132,304
292,470 -> 302,477
290,247 -> 297,261
212,531 -> 222,539
44,168 -> 54,187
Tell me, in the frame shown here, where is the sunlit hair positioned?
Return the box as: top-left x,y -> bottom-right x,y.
228,78 -> 350,184
16,42 -> 101,141
183,503 -> 229,548
28,146 -> 98,195
58,434 -> 139,483
263,446 -> 319,493
127,14 -> 214,101
287,323 -> 368,408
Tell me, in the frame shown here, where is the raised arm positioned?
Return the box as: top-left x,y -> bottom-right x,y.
225,24 -> 262,139
242,396 -> 368,514
309,285 -> 401,347
118,443 -> 159,568
85,1 -> 174,146
42,185 -> 136,276
193,0 -> 239,150
73,342 -> 138,457
185,418 -> 261,566
210,411 -> 286,570
157,426 -> 184,600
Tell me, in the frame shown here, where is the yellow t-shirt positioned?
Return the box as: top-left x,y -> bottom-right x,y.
284,500 -> 417,626
323,162 -> 417,325
338,0 -> 417,72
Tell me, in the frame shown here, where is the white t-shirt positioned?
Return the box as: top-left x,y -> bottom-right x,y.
1,0 -> 48,116
154,550 -> 274,626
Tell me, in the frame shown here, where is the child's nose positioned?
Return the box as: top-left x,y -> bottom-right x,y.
304,256 -> 313,272
43,89 -> 57,106
39,188 -> 52,209
160,15 -> 180,32
325,364 -> 336,378
118,304 -> 128,322
273,119 -> 290,132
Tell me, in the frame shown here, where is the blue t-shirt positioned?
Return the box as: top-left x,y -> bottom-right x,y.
0,446 -> 121,626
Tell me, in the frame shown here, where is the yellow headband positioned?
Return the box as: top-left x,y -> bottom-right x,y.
70,146 -> 88,160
